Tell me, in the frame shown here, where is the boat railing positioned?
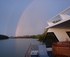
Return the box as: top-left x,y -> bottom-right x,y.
25,44 -> 32,57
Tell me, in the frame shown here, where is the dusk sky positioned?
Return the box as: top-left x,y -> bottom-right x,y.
0,0 -> 70,36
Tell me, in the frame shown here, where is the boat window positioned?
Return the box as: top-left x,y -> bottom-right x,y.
66,31 -> 70,38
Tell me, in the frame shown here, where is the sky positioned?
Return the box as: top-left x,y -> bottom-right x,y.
0,0 -> 70,36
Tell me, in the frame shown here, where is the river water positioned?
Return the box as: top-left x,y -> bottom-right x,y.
0,38 -> 41,57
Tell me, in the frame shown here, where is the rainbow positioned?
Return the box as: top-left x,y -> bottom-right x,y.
15,0 -> 35,36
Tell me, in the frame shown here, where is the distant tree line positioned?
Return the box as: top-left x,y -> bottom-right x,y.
11,35 -> 36,38
36,28 -> 48,41
0,34 -> 9,40
10,29 -> 48,41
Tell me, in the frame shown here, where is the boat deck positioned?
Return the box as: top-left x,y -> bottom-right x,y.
31,45 -> 38,50
25,44 -> 54,57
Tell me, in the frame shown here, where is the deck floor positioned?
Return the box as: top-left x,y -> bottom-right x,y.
31,45 -> 38,50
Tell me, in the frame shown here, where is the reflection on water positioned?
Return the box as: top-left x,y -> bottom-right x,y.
0,38 -> 41,57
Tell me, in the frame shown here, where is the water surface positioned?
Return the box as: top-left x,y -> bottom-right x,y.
0,38 -> 41,57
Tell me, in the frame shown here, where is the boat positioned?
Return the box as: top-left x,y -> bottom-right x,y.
44,6 -> 70,57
